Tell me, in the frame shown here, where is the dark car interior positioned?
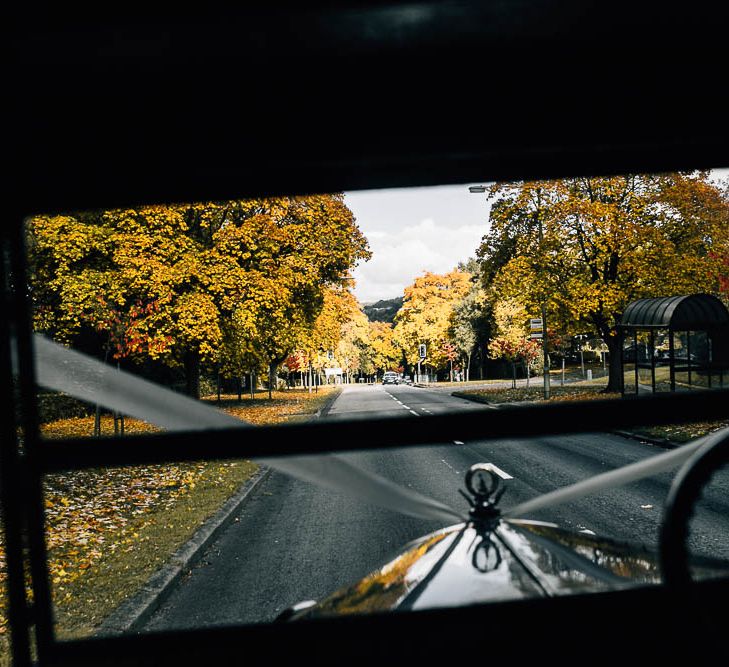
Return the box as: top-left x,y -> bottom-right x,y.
6,2 -> 729,664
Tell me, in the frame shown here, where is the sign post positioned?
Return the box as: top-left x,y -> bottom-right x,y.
530,316 -> 550,399
418,344 -> 426,383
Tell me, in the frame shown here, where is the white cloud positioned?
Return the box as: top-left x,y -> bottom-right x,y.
353,217 -> 486,303
349,169 -> 728,304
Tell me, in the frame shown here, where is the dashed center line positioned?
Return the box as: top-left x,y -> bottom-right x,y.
441,458 -> 456,472
385,391 -> 419,416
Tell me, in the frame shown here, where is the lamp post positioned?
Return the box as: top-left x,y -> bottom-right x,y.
469,184 -> 550,399
536,209 -> 551,400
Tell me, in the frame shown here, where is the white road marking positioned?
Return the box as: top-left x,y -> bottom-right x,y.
441,458 -> 456,471
453,440 -> 464,445
409,409 -> 419,416
579,529 -> 596,535
482,463 -> 513,480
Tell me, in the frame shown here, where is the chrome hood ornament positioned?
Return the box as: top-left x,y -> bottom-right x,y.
460,463 -> 506,524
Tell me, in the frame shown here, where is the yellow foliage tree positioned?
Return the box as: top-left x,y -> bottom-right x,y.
478,172 -> 729,391
27,195 -> 370,398
367,322 -> 400,375
393,270 -> 472,373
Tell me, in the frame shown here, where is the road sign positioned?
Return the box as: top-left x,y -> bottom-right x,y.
418,343 -> 427,359
529,318 -> 543,331
530,332 -> 543,339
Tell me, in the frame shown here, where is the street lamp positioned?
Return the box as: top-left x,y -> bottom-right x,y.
469,184 -> 550,399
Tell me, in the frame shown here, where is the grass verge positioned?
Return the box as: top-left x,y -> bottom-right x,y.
0,386 -> 339,657
456,382 -> 728,444
455,381 -> 617,405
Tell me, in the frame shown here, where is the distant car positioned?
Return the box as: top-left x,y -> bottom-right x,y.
403,376 -> 413,385
382,371 -> 399,385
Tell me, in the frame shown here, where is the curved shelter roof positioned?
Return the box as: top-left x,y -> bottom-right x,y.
620,294 -> 729,330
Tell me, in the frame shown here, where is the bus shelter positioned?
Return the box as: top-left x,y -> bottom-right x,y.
618,294 -> 729,395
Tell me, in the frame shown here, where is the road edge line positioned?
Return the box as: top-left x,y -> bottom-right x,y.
611,430 -> 679,450
96,466 -> 271,636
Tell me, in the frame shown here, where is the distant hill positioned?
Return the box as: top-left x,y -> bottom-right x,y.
363,297 -> 403,323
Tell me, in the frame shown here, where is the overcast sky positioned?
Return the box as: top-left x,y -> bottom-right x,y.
345,184 -> 491,303
346,168 -> 729,304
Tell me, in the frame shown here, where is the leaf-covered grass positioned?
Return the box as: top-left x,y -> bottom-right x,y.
0,386 -> 339,657
458,383 -> 617,404
630,420 -> 729,444
51,459 -> 258,640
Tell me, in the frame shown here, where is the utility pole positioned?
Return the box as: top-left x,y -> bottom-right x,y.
536,195 -> 551,400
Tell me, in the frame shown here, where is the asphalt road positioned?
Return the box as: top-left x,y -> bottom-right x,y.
145,384 -> 729,632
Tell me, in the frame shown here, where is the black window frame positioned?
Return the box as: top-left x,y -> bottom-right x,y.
6,3 -> 728,665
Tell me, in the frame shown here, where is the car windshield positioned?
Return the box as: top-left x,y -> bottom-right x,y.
8,170 -> 729,649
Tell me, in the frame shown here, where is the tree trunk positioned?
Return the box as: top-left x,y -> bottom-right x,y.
250,371 -> 255,400
184,348 -> 201,399
605,333 -> 622,393
268,361 -> 275,399
466,351 -> 472,382
237,376 -> 242,403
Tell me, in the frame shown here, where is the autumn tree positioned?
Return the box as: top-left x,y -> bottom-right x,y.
367,321 -> 400,376
27,195 -> 370,398
487,298 -> 542,383
393,270 -> 472,374
478,172 -> 729,391
449,262 -> 491,381
335,307 -> 370,383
